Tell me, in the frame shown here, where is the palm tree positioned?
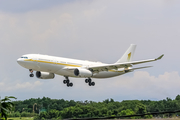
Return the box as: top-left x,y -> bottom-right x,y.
0,96 -> 17,120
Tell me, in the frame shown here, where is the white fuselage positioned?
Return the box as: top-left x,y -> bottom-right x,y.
17,54 -> 126,78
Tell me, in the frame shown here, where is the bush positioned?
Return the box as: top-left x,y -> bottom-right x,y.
12,111 -> 37,117
51,118 -> 57,120
41,117 -> 45,120
33,115 -> 40,120
21,111 -> 30,117
39,112 -> 49,119
8,111 -> 21,117
57,116 -> 62,120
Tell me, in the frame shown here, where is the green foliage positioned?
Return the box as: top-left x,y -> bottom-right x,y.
8,95 -> 180,119
118,109 -> 135,119
8,112 -> 20,117
33,115 -> 40,120
0,96 -> 17,120
8,112 -> 36,117
7,117 -> 33,120
135,103 -> 147,114
48,109 -> 59,118
119,109 -> 135,115
41,117 -> 45,120
144,114 -> 153,119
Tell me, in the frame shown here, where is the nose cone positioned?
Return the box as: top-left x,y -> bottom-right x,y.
17,58 -> 24,66
17,58 -> 21,63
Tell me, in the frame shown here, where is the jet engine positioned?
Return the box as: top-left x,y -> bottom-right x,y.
36,71 -> 55,79
74,68 -> 93,77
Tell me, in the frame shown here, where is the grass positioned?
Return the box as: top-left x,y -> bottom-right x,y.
7,117 -> 33,120
6,117 -> 180,120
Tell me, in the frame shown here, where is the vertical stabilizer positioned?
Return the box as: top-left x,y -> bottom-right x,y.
116,44 -> 136,63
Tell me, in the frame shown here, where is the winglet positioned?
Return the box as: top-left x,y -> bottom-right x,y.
155,54 -> 164,60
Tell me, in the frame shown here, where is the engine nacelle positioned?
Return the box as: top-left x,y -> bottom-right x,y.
36,71 -> 55,79
74,68 -> 93,77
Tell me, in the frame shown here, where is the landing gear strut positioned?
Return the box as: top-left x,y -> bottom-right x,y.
85,78 -> 95,86
29,69 -> 34,77
63,76 -> 73,87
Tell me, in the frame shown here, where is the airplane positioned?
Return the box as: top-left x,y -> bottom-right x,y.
17,44 -> 164,87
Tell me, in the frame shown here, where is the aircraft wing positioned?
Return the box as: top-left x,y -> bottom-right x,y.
88,54 -> 164,72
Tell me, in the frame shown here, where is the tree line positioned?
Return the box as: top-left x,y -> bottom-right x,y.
4,95 -> 180,119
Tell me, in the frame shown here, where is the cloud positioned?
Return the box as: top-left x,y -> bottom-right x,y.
83,6 -> 107,21
1,71 -> 179,101
0,0 -> 74,13
80,71 -> 180,101
0,79 -> 43,92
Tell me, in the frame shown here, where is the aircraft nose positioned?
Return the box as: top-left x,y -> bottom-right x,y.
17,58 -> 23,65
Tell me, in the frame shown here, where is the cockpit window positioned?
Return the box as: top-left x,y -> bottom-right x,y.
21,57 -> 28,59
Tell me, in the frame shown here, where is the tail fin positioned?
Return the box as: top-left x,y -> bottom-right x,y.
116,44 -> 136,63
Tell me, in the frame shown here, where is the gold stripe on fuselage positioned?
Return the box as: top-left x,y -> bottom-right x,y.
24,59 -> 123,73
24,59 -> 81,67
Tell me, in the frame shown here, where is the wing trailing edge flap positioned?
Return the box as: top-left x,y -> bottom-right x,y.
89,64 -> 133,73
62,54 -> 163,73
128,66 -> 152,71
88,54 -> 163,71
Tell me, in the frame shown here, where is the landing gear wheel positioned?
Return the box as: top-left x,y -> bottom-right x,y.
66,79 -> 69,84
63,80 -> 66,84
69,83 -> 73,87
29,74 -> 34,77
88,79 -> 91,83
91,82 -> 95,86
85,79 -> 88,83
64,76 -> 73,87
67,83 -> 73,87
85,78 -> 95,86
88,82 -> 92,86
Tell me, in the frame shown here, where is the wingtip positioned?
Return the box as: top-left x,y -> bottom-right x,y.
156,54 -> 164,60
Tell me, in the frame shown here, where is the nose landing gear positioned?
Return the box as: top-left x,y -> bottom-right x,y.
63,76 -> 73,87
85,78 -> 95,86
29,69 -> 34,77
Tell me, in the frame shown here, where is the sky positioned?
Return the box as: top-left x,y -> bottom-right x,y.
0,0 -> 180,102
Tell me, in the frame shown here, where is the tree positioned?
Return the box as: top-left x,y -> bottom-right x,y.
175,95 -> 180,101
118,109 -> 135,119
0,96 -> 17,120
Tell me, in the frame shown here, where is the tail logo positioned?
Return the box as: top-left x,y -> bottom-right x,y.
127,52 -> 131,61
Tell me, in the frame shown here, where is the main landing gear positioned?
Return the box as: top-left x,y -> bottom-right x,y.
63,77 -> 95,87
29,69 -> 34,77
63,76 -> 73,87
85,78 -> 95,86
